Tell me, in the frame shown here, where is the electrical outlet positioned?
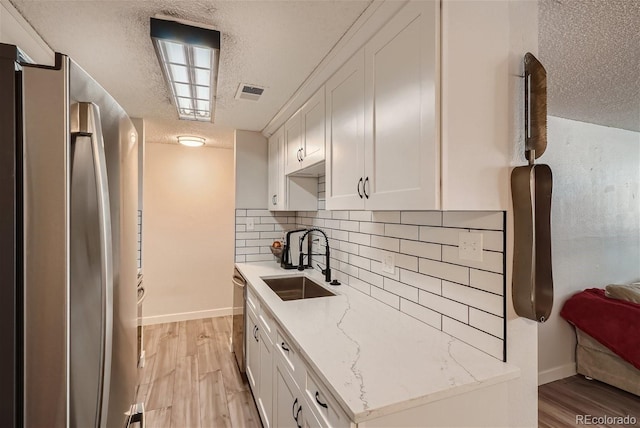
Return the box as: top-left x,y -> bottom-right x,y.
382,253 -> 395,274
246,217 -> 255,231
458,232 -> 483,261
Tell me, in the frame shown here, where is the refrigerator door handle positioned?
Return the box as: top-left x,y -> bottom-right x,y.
71,102 -> 113,428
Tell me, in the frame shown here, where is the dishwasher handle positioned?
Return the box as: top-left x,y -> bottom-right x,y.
232,276 -> 246,288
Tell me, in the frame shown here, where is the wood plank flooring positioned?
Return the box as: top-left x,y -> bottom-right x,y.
539,375 -> 640,428
136,317 -> 262,428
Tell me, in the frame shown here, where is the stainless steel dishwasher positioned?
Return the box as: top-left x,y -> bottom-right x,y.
232,268 -> 247,375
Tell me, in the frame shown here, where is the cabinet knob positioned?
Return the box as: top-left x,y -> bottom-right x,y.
281,342 -> 289,352
357,177 -> 363,199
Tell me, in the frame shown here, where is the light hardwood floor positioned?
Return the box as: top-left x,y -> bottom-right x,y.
539,375 -> 640,428
136,317 -> 262,428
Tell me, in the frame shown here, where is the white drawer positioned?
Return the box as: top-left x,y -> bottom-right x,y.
304,369 -> 351,428
275,328 -> 302,380
258,305 -> 276,345
246,286 -> 260,319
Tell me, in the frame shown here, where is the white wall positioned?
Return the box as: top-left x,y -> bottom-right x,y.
538,116 -> 640,384
143,143 -> 235,323
235,130 -> 268,209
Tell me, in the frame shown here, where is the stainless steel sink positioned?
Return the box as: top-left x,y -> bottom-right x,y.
262,276 -> 336,301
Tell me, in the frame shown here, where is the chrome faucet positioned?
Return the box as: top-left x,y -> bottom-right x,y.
297,228 -> 331,283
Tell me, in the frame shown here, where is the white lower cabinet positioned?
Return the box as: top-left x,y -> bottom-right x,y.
258,333 -> 273,428
245,310 -> 259,392
247,293 -> 355,428
246,306 -> 273,428
274,361 -> 304,428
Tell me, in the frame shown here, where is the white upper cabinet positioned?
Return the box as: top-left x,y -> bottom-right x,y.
285,87 -> 326,176
284,111 -> 303,175
326,0 -> 440,211
325,50 -> 366,210
268,127 -> 286,210
364,0 -> 440,210
299,87 -> 325,170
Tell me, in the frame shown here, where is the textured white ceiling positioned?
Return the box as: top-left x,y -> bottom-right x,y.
539,0 -> 640,132
10,0 -> 371,148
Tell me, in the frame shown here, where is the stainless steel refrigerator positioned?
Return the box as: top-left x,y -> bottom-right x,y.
0,43 -> 140,427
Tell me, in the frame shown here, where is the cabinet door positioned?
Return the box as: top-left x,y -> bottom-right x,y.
257,332 -> 273,428
364,0 -> 440,210
300,87 -> 325,170
268,127 -> 286,210
284,112 -> 303,175
325,50 -> 366,210
245,311 -> 260,394
273,363 -> 303,428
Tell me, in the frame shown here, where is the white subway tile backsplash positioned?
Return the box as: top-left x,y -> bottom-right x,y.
473,230 -> 504,252
349,232 -> 371,246
349,254 -> 371,270
442,281 -> 503,316
400,211 -> 442,226
400,269 -> 442,295
331,229 -> 349,241
442,211 -> 503,231
246,209 -> 272,217
332,211 -> 350,220
246,254 -> 274,262
370,260 -> 400,280
400,299 -> 442,330
400,240 -> 441,261
419,290 -> 469,323
339,220 -> 360,232
419,226 -> 462,246
370,235 -> 400,252
236,231 -> 260,239
339,241 -> 359,255
236,246 -> 261,255
419,258 -> 469,285
384,278 -> 419,302
245,239 -> 277,246
349,276 -> 371,295
372,211 -> 401,224
394,253 -> 419,271
441,245 -> 504,274
442,317 -> 503,360
350,210 -> 372,221
385,223 -> 419,240
235,206 -> 506,361
371,286 -> 400,309
359,221 -> 385,236
325,219 -> 341,229
469,308 -> 504,339
255,224 -> 277,232
358,245 -> 385,263
358,269 -> 384,288
470,269 -> 504,295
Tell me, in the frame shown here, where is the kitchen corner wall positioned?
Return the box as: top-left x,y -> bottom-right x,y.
235,175 -> 507,361
145,143 -> 235,324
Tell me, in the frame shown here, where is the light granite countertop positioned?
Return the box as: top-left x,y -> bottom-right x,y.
235,261 -> 520,423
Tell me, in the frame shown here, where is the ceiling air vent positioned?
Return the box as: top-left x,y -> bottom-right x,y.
235,84 -> 265,101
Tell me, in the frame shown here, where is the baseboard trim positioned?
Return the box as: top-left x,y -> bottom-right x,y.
142,307 -> 233,325
538,363 -> 577,385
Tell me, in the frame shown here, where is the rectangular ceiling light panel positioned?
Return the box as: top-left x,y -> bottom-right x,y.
151,17 -> 220,122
